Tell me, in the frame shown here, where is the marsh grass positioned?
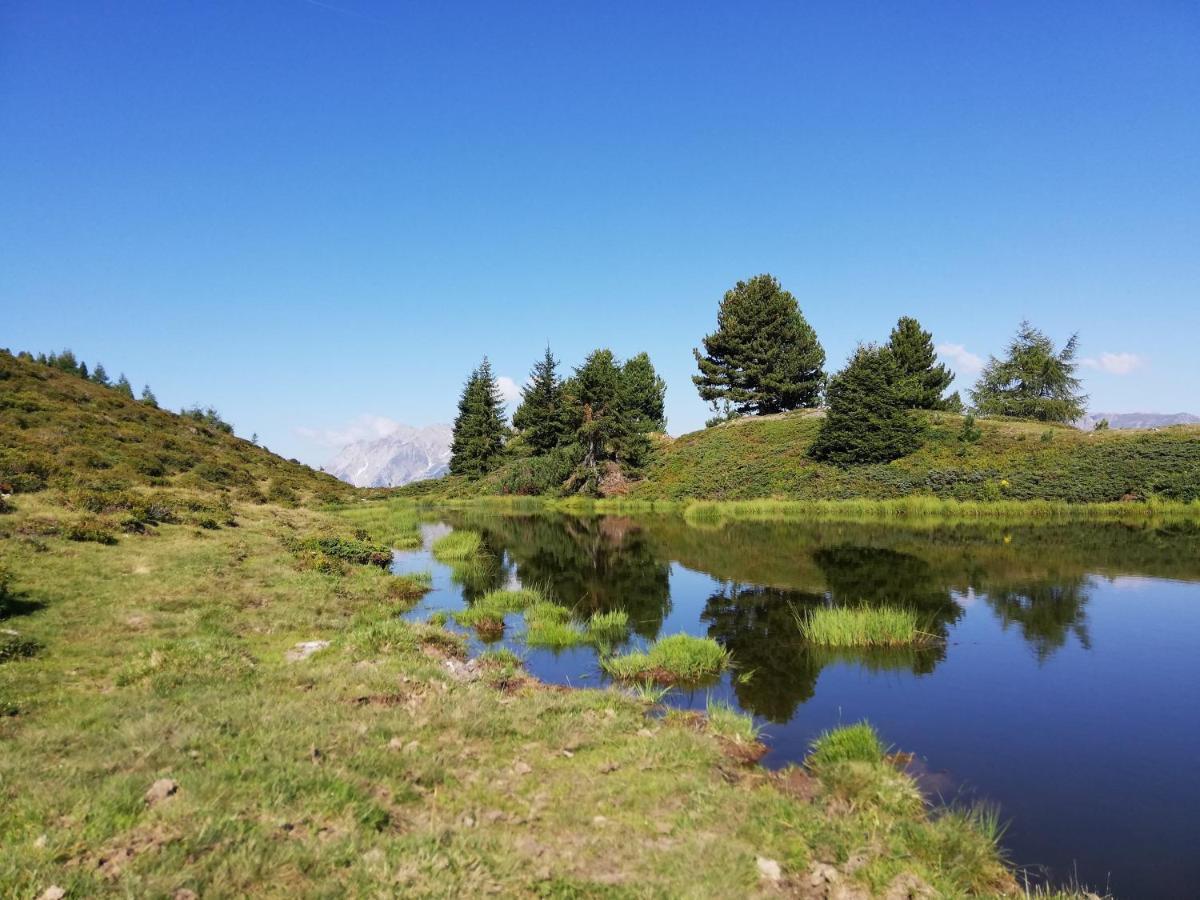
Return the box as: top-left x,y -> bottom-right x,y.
602,634 -> 730,684
586,609 -> 629,642
453,588 -> 548,636
431,529 -> 484,561
796,605 -> 938,647
705,698 -> 761,744
808,721 -> 886,767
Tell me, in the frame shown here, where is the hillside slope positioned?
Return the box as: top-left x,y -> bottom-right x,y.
400,409 -> 1200,504
630,411 -> 1200,503
0,349 -> 353,506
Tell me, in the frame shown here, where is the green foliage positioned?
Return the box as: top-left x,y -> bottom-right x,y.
181,405 -> 234,434
811,345 -> 922,466
449,357 -> 509,477
693,273 -> 826,416
796,606 -> 932,647
808,722 -> 885,767
140,384 -> 158,407
90,362 -> 110,385
705,699 -> 762,744
602,633 -> 730,684
887,316 -> 955,409
621,352 -> 667,433
971,321 -> 1087,423
114,373 -> 135,399
957,413 -> 982,446
511,346 -> 568,454
0,631 -> 42,663
1094,418 -> 1109,431
494,444 -> 581,496
431,529 -> 484,561
586,609 -> 630,642
286,534 -> 392,568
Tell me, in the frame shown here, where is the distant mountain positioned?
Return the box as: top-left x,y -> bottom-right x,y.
1078,412 -> 1200,431
324,424 -> 452,487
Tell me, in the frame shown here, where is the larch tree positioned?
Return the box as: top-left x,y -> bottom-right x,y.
693,274 -> 825,419
971,322 -> 1087,423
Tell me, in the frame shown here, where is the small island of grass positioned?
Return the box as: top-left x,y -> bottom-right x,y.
602,633 -> 729,684
797,605 -> 938,648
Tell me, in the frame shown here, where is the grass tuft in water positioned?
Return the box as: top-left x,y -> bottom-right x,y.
586,609 -> 629,642
431,530 -> 483,561
453,587 -> 547,635
796,605 -> 936,647
602,634 -> 729,684
807,721 -> 886,767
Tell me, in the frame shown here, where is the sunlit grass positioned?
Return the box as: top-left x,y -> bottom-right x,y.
807,721 -> 885,767
431,529 -> 483,561
602,634 -> 729,684
705,698 -> 761,744
586,609 -> 629,642
796,605 -> 936,647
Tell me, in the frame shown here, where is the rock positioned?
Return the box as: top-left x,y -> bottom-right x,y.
592,815 -> 608,826
513,760 -> 533,776
285,640 -> 330,662
636,727 -> 654,738
33,833 -> 48,849
598,761 -> 620,774
144,778 -> 179,805
37,888 -> 65,900
403,740 -> 420,753
756,856 -> 782,882
387,736 -> 405,751
883,873 -> 936,899
174,890 -> 199,900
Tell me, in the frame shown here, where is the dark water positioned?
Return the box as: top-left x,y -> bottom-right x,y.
392,512 -> 1200,899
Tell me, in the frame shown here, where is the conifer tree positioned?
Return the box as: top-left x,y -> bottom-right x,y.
512,346 -> 567,454
810,345 -> 921,465
114,373 -> 135,399
693,274 -> 825,418
449,357 -> 508,477
91,364 -> 110,386
78,361 -> 89,380
620,352 -> 666,433
886,316 -> 955,409
563,349 -> 624,479
971,322 -> 1087,423
141,385 -> 159,408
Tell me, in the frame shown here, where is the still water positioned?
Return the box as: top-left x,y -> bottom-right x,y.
392,512 -> 1200,899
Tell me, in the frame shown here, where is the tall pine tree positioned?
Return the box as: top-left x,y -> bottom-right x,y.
620,352 -> 666,433
810,345 -> 921,465
511,346 -> 567,454
562,349 -> 624,480
114,373 -> 135,399
449,357 -> 508,477
693,274 -> 825,418
886,316 -> 956,409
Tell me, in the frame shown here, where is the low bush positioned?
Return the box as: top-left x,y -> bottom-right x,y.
63,517 -> 119,545
0,631 -> 42,663
286,535 -> 392,568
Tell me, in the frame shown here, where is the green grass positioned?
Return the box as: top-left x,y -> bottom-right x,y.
796,605 -> 936,647
705,699 -> 762,744
602,634 -> 730,684
452,587 -> 546,635
808,722 -> 886,767
522,616 -> 588,649
586,609 -> 629,642
431,529 -> 484,561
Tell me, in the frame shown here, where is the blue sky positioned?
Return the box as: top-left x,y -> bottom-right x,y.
3,1 -> 1197,465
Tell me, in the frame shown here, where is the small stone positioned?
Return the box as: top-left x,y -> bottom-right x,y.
33,833 -> 48,849
38,888 -> 66,900
174,890 -> 199,900
286,640 -> 330,662
388,736 -> 405,751
592,815 -> 608,826
636,727 -> 654,738
756,856 -> 783,882
561,749 -> 574,758
144,778 -> 179,805
403,740 -> 420,754
598,761 -> 620,774
513,760 -> 533,776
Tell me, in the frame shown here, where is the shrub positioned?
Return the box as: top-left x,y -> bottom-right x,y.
602,634 -> 729,684
63,517 -> 118,545
0,632 -> 41,663
431,530 -> 483,561
287,535 -> 392,568
807,721 -> 885,767
0,563 -> 13,616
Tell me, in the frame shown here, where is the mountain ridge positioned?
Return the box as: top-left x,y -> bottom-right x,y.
324,424 -> 452,487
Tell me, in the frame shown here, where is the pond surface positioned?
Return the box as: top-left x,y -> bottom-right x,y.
392,512 -> 1200,899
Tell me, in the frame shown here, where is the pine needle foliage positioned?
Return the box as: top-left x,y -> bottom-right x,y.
971,322 -> 1087,423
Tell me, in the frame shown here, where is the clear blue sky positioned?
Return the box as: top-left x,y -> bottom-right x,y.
4,1 -> 1198,464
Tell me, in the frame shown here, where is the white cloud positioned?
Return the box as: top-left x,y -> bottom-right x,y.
496,375 -> 522,406
295,415 -> 409,448
1081,352 -> 1142,375
936,343 -> 984,375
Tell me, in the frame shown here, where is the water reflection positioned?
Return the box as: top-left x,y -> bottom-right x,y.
983,578 -> 1092,662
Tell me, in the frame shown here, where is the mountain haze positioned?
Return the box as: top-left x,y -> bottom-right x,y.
324,424 -> 452,487
1080,412 -> 1200,430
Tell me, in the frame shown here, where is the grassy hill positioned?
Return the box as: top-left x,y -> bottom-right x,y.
401,409 -> 1200,505
0,350 -> 354,525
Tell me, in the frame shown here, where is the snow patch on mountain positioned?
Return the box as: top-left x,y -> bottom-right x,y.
324,424 -> 452,487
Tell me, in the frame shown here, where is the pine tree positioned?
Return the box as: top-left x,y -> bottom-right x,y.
620,352 -> 666,433
810,345 -> 921,465
449,357 -> 508,477
693,274 -> 825,417
141,385 -> 159,407
78,361 -> 89,380
563,349 -> 624,480
511,346 -> 567,454
886,316 -> 955,409
91,364 -> 110,386
114,373 -> 135,399
971,322 -> 1087,423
